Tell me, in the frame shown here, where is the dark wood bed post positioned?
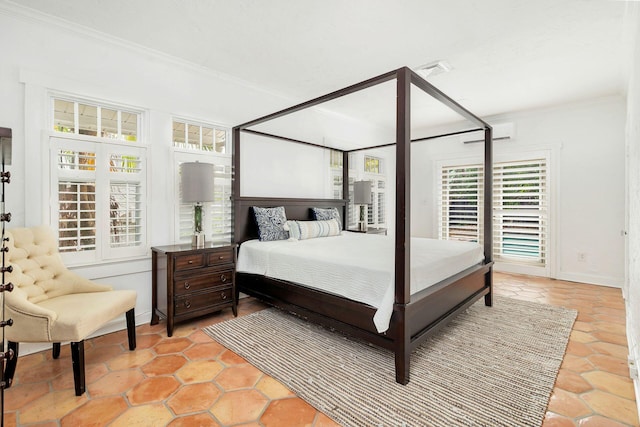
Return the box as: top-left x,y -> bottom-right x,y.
342,151 -> 349,230
394,67 -> 412,385
483,126 -> 493,306
233,126 -> 241,243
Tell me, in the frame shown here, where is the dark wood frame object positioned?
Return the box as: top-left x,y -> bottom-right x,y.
233,67 -> 494,385
151,243 -> 238,337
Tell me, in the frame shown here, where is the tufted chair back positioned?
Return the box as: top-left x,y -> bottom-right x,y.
5,226 -> 109,304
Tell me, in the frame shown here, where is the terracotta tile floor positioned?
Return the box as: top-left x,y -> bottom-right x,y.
3,272 -> 638,426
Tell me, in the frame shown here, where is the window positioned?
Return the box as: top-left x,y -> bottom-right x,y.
439,165 -> 483,242
366,178 -> 386,228
51,97 -> 146,264
177,163 -> 232,244
174,119 -> 232,245
51,139 -> 147,264
329,149 -> 355,199
438,158 -> 548,267
364,155 -> 383,174
329,150 -> 357,228
493,160 -> 547,265
329,152 -> 386,229
330,150 -> 344,169
53,98 -> 139,141
173,119 -> 228,153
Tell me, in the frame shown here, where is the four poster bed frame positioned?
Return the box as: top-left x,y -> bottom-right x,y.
232,67 -> 494,385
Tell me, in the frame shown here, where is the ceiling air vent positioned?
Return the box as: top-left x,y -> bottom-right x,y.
415,60 -> 452,78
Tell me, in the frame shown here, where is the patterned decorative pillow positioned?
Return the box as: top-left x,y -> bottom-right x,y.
252,206 -> 289,241
311,207 -> 342,229
285,219 -> 341,240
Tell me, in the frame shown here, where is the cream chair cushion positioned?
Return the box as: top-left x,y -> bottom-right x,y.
4,226 -> 136,342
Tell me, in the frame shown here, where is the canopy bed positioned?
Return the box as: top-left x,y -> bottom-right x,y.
232,66 -> 493,385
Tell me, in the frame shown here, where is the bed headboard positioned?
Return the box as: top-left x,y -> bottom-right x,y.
234,197 -> 348,244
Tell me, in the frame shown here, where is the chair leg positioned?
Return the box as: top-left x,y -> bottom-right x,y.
52,343 -> 61,359
70,341 -> 85,396
126,308 -> 136,351
3,341 -> 19,389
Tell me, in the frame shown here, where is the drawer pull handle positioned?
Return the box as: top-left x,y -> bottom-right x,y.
188,260 -> 193,264
184,282 -> 190,290
184,300 -> 191,309
220,275 -> 227,282
218,256 -> 224,260
221,292 -> 227,300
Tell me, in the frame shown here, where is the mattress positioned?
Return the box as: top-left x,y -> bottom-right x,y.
237,232 -> 484,333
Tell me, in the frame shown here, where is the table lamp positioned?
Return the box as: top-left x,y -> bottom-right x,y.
181,162 -> 214,247
354,180 -> 372,232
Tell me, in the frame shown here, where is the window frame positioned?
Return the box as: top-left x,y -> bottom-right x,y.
435,150 -> 552,276
50,134 -> 149,265
172,118 -> 230,154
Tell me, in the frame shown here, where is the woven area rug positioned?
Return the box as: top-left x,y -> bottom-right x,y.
203,296 -> 576,427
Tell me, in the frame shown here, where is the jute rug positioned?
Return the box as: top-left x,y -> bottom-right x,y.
203,296 -> 576,427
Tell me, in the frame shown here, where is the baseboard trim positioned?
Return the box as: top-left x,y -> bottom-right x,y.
557,271 -> 623,288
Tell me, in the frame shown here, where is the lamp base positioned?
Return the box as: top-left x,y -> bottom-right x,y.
192,232 -> 205,248
359,204 -> 368,232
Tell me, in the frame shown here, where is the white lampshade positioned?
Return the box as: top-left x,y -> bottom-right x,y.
181,162 -> 215,203
354,180 -> 372,204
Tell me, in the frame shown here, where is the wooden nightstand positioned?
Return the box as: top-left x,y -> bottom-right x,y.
151,242 -> 237,337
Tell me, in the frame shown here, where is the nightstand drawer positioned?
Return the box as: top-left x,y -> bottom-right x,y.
174,253 -> 206,271
174,287 -> 233,315
208,249 -> 234,266
174,269 -> 233,295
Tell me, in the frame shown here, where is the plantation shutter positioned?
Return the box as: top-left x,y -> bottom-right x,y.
438,165 -> 484,243
58,180 -> 97,252
108,153 -> 144,249
56,148 -> 98,253
493,159 -> 547,265
210,164 -> 232,243
377,180 -> 386,225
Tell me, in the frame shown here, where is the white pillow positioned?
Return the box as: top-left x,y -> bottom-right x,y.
284,219 -> 341,240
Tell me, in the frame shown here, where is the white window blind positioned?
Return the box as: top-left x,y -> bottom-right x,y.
109,181 -> 143,248
438,158 -> 548,267
439,165 -> 484,243
211,164 -> 232,243
58,180 -> 97,252
493,159 -> 547,265
365,177 -> 386,228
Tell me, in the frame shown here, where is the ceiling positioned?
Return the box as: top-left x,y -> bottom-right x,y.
6,0 -> 632,136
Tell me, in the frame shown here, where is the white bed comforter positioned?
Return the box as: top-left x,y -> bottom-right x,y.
237,232 -> 484,333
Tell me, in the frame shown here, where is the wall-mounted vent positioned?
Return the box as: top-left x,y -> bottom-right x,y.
462,122 -> 515,144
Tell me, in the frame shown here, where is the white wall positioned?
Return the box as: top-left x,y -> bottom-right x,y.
0,9 -> 298,351
0,8 -> 390,353
240,133 -> 330,198
624,1 -> 640,411
411,96 -> 626,287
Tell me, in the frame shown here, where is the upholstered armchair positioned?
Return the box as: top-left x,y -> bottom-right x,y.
2,226 -> 137,395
